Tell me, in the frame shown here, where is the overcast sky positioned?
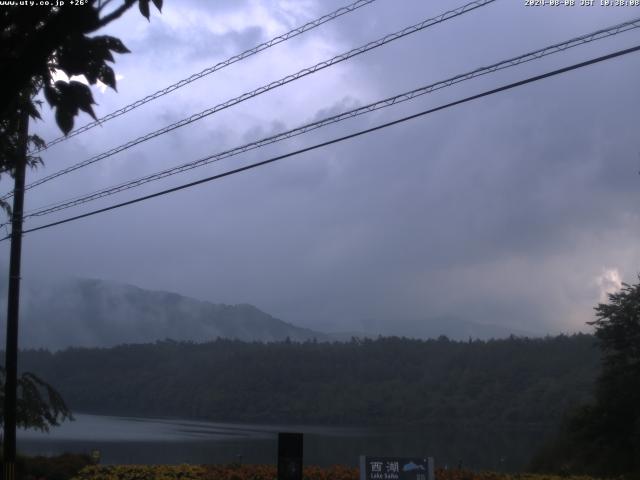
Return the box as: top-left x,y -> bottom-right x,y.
2,0 -> 639,336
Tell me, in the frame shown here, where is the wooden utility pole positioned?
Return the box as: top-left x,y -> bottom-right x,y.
3,103 -> 29,480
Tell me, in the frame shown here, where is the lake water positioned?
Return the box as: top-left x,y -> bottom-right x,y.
17,414 -> 552,471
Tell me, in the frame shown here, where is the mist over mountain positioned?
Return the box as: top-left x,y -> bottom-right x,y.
0,273 -> 541,350
0,276 -> 328,350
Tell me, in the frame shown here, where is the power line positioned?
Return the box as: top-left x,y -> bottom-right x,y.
33,0 -> 380,153
20,16 -> 640,220
5,43 -> 638,241
3,0 -> 495,200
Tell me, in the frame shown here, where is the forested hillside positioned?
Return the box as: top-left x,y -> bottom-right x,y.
17,335 -> 599,426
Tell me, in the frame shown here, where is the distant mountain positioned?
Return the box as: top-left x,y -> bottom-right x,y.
0,277 -> 328,350
0,271 -> 539,350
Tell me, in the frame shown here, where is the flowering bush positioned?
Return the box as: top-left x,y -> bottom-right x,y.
436,471 -> 598,480
71,464 -> 206,480
71,465 -> 602,480
18,453 -> 92,480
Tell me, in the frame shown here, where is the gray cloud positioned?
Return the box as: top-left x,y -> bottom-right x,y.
4,0 -> 639,345
134,19 -> 264,63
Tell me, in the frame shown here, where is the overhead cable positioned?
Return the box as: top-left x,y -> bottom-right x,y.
21,16 -> 640,219
5,0 -> 495,200
5,43 -> 638,241
33,0 -> 380,153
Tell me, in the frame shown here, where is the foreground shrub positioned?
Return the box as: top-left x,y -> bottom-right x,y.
71,465 -> 605,480
72,464 -> 206,480
18,453 -> 93,480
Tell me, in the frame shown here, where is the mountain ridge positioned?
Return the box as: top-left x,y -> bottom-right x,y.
0,274 -> 541,350
1,276 -> 328,350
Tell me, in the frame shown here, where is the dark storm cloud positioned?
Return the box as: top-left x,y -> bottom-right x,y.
5,0 -> 639,344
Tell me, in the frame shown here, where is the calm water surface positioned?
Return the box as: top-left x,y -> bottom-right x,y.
18,414 -> 552,471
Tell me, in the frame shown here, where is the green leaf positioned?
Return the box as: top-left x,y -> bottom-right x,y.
88,36 -> 115,63
25,100 -> 41,120
57,35 -> 126,83
54,84 -> 83,134
97,35 -> 130,54
152,0 -> 163,11
44,82 -> 62,109
68,81 -> 97,120
56,34 -> 92,77
82,60 -> 102,85
139,0 -> 150,20
98,65 -> 117,91
54,80 -> 69,91
55,107 -> 74,135
28,134 -> 46,151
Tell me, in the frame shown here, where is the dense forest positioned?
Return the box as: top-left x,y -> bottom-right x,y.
15,334 -> 599,427
531,280 -> 640,477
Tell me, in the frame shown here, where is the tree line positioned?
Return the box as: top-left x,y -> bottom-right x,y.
531,280 -> 640,477
15,334 -> 599,428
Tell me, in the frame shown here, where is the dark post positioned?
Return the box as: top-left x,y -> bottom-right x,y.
3,104 -> 29,480
277,432 -> 303,480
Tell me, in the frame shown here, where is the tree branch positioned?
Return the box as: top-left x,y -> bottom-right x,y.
97,0 -> 115,13
97,0 -> 137,28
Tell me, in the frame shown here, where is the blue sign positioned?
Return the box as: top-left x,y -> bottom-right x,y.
359,456 -> 434,480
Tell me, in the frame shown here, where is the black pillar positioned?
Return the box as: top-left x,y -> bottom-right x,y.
3,103 -> 29,480
277,432 -> 303,480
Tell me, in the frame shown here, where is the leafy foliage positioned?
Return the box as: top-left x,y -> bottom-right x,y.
591,277 -> 640,397
70,465 -> 601,480
0,366 -> 73,432
0,0 -> 163,130
531,277 -> 640,478
73,464 -> 207,480
16,453 -> 93,480
0,0 -> 162,213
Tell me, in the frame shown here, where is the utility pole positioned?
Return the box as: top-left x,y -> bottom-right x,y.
3,101 -> 29,480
